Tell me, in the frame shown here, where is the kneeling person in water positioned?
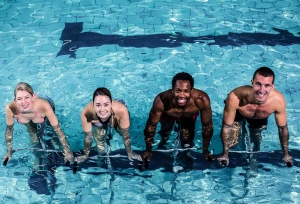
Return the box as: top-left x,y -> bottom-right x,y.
140,72 -> 214,170
218,67 -> 293,167
76,87 -> 141,163
3,82 -> 74,166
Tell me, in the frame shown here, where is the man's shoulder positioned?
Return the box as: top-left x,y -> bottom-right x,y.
270,89 -> 286,103
232,85 -> 252,92
192,88 -> 209,98
230,86 -> 252,97
192,89 -> 211,109
224,86 -> 251,107
157,89 -> 172,99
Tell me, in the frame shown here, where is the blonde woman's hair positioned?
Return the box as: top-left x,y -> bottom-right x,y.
14,82 -> 34,97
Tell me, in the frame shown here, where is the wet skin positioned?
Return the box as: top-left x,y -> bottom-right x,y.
93,95 -> 112,122
157,80 -> 211,120
139,80 -> 214,171
218,73 -> 293,167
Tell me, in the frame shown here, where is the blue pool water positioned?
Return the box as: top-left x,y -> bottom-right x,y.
0,0 -> 300,203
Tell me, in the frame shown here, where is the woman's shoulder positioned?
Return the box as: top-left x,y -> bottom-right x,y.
81,102 -> 95,116
112,99 -> 128,118
6,101 -> 18,114
112,99 -> 127,110
34,98 -> 52,110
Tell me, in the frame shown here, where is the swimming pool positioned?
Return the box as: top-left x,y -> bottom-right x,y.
0,0 -> 299,203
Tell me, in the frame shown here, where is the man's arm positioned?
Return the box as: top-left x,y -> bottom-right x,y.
142,94 -> 164,159
197,93 -> 214,162
274,95 -> 293,166
218,92 -> 239,166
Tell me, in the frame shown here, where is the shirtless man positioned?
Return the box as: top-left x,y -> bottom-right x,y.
139,72 -> 214,170
218,67 -> 293,167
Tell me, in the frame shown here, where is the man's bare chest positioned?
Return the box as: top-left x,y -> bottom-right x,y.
238,104 -> 273,119
164,107 -> 200,119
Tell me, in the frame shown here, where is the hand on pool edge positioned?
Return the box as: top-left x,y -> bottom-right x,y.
138,150 -> 152,172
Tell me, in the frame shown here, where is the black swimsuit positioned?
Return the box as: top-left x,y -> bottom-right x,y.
96,113 -> 113,126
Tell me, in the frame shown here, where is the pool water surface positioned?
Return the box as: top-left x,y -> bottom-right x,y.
0,0 -> 299,203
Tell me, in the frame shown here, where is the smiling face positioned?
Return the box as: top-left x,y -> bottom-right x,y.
15,90 -> 34,112
93,95 -> 112,121
172,80 -> 192,107
251,73 -> 274,104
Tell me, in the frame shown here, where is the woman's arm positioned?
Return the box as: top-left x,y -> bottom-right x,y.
3,103 -> 15,165
43,101 -> 74,162
76,105 -> 93,163
116,104 -> 141,161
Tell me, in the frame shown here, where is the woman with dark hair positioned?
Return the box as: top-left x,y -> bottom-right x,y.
3,82 -> 74,166
76,87 -> 141,163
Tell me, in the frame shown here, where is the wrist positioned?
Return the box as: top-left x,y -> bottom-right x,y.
222,151 -> 228,156
145,148 -> 152,153
146,147 -> 152,152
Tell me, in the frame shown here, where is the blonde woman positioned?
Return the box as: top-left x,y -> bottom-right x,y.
3,82 -> 74,166
76,87 -> 141,164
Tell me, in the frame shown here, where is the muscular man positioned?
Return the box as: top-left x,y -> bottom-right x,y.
139,72 -> 214,170
218,67 -> 293,167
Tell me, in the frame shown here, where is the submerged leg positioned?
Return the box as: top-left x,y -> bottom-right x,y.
37,95 -> 59,150
25,122 -> 44,170
93,126 -> 107,167
157,121 -> 174,149
247,126 -> 266,174
249,126 -> 266,152
178,119 -> 196,171
179,118 -> 196,149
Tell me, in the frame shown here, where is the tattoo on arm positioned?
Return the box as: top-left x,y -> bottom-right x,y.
278,124 -> 289,155
221,121 -> 233,155
143,119 -> 158,151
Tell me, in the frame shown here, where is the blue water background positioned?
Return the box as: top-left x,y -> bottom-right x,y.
0,0 -> 299,203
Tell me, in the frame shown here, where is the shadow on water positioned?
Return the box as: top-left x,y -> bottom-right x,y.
74,148 -> 299,173
57,22 -> 300,58
23,110 -> 299,196
22,147 -> 299,197
25,151 -> 66,195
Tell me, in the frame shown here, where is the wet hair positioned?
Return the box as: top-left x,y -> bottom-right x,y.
93,87 -> 112,102
14,82 -> 34,98
171,72 -> 194,88
253,67 -> 275,84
